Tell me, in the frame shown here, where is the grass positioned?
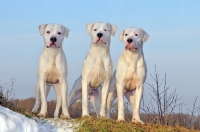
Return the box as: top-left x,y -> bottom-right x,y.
9,106 -> 36,118
4,106 -> 200,132
1,79 -> 200,131
74,116 -> 200,132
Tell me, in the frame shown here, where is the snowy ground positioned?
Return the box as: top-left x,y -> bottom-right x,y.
0,106 -> 82,132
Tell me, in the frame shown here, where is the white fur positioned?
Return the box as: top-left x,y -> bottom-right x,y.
32,23 -> 70,118
107,27 -> 149,123
68,22 -> 117,118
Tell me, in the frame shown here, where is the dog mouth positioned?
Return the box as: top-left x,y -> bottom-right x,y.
46,43 -> 60,48
125,45 -> 137,51
95,39 -> 106,45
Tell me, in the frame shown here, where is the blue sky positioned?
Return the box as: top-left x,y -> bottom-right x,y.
0,0 -> 200,112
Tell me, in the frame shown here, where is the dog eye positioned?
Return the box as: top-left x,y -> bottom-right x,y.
104,29 -> 107,31
135,34 -> 138,36
58,32 -> 61,35
94,29 -> 97,31
125,34 -> 128,36
47,31 -> 50,34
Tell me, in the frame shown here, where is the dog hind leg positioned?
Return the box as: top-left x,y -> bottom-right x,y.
107,91 -> 117,119
32,83 -> 51,113
32,83 -> 40,113
107,77 -> 117,119
89,88 -> 101,118
68,76 -> 82,107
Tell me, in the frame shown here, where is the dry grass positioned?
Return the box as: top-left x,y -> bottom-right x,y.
9,106 -> 36,118
4,98 -> 200,131
2,97 -> 200,132
1,79 -> 200,131
75,116 -> 200,132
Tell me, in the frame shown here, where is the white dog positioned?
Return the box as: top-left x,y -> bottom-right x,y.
68,22 -> 117,118
32,23 -> 71,118
107,27 -> 149,123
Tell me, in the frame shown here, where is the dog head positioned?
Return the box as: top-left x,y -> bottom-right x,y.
86,22 -> 117,47
39,23 -> 70,48
119,27 -> 149,51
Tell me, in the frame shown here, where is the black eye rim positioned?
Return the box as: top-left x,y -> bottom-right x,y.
47,31 -> 50,34
58,32 -> 61,35
135,34 -> 138,36
94,29 -> 97,31
104,29 -> 107,31
125,34 -> 128,36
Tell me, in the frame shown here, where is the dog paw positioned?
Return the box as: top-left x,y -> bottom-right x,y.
32,108 -> 38,114
37,112 -> 47,118
82,114 -> 90,119
132,118 -> 145,124
32,110 -> 38,114
117,119 -> 125,122
100,116 -> 107,120
54,114 -> 59,118
33,112 -> 39,117
60,114 -> 71,120
32,111 -> 38,115
100,111 -> 106,117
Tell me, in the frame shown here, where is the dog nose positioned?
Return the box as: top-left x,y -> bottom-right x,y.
97,33 -> 103,38
50,37 -> 57,42
127,38 -> 133,44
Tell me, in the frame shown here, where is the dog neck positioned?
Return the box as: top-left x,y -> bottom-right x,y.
42,45 -> 63,61
123,44 -> 144,66
89,41 -> 110,57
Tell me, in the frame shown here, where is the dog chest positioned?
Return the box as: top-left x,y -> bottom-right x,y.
88,60 -> 106,89
44,63 -> 61,84
123,71 -> 140,91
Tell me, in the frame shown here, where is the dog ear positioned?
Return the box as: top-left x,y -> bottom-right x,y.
108,23 -> 117,36
119,29 -> 125,42
86,23 -> 95,35
140,28 -> 150,42
39,24 -> 48,36
62,25 -> 70,38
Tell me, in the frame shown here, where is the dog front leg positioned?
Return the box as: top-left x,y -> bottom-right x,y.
37,79 -> 47,117
82,79 -> 89,117
133,85 -> 144,124
100,81 -> 109,118
60,79 -> 70,119
125,90 -> 137,122
53,83 -> 61,118
117,82 -> 125,122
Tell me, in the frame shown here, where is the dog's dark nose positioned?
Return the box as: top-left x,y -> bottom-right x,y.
97,33 -> 103,38
127,38 -> 133,44
50,37 -> 57,42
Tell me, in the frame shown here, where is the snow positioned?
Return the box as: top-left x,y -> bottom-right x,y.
0,106 -> 81,132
